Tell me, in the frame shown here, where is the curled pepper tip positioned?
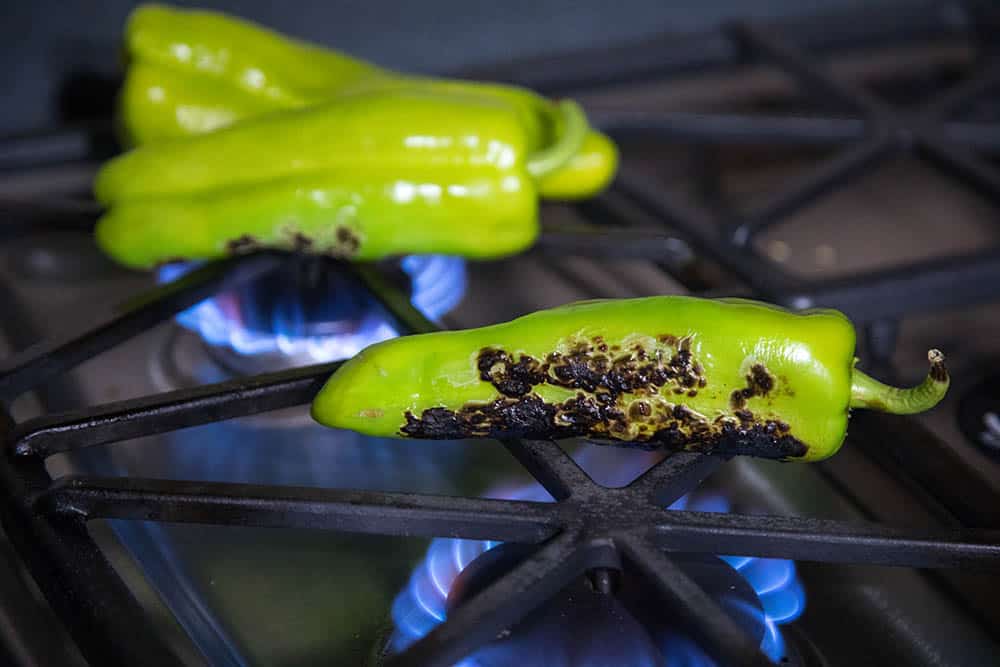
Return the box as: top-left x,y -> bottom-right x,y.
926,348 -> 950,385
849,348 -> 950,415
526,99 -> 588,180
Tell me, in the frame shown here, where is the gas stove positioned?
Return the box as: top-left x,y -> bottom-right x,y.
2,2 -> 1000,666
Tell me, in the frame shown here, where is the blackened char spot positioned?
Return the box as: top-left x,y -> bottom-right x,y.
407,339 -> 812,459
557,393 -> 625,433
730,389 -> 750,409
334,227 -> 361,256
475,337 -> 706,400
291,233 -> 313,251
550,343 -> 611,393
400,407 -> 467,438
486,396 -> 559,435
226,234 -> 259,255
401,395 -> 557,439
401,392 -> 628,441
629,401 -> 651,418
400,394 -> 809,460
694,420 -> 808,460
748,364 -> 774,395
477,348 -> 548,398
404,339 -> 809,459
670,350 -> 691,371
730,363 -> 777,409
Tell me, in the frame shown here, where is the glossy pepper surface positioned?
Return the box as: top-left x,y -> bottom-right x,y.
95,87 -> 591,269
118,3 -> 617,201
311,296 -> 949,462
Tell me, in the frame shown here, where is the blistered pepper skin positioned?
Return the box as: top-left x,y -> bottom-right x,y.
310,296 -> 950,462
118,3 -> 617,200
95,89 -> 539,268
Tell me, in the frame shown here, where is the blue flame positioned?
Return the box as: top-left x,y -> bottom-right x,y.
389,448 -> 806,664
157,255 -> 466,362
399,255 -> 467,321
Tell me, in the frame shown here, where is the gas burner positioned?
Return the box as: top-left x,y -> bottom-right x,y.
154,254 -> 465,379
387,446 -> 806,666
436,546 -> 766,667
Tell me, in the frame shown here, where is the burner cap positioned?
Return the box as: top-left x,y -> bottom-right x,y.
444,543 -> 765,667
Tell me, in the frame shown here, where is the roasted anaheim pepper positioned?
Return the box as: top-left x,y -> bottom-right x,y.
118,3 -> 617,201
95,88 -> 590,268
310,296 -> 949,462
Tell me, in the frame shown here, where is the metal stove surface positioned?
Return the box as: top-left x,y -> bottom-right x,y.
2,217 -> 999,666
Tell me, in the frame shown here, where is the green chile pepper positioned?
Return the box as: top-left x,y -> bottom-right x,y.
310,296 -> 949,462
118,3 -> 617,201
95,88 -> 587,268
119,3 -> 388,137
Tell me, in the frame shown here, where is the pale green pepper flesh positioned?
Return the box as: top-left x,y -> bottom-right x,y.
310,296 -> 950,462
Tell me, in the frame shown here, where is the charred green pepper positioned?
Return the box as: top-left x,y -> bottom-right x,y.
118,3 -> 617,201
310,296 -> 949,462
94,87 -> 589,268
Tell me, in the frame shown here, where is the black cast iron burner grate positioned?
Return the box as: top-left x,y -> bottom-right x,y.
545,21 -> 1000,334
3,2 -> 1000,666
2,257 -> 1000,667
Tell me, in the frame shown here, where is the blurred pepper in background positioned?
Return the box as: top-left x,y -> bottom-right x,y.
118,3 -> 618,201
93,4 -> 620,269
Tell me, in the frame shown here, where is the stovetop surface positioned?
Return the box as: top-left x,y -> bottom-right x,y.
3,4 -> 1000,666
3,189 -> 999,666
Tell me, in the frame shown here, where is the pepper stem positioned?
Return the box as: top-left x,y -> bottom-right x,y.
526,100 -> 588,179
849,349 -> 950,414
